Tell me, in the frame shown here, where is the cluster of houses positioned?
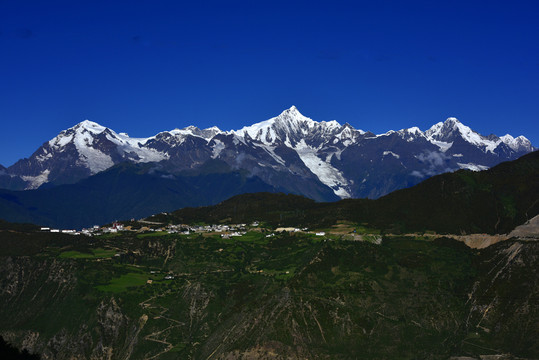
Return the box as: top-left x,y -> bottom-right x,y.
40,222 -> 125,236
167,223 -> 249,233
40,220 -> 325,238
40,227 -> 81,235
165,222 -> 257,237
40,221 -> 261,237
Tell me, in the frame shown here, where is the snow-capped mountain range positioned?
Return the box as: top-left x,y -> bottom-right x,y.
1,106 -> 535,200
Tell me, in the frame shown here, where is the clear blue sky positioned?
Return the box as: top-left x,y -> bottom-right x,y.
1,0 -> 538,166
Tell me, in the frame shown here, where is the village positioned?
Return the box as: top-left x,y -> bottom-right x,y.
39,220 -> 330,238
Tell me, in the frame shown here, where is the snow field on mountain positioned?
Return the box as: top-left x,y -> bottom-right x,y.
294,139 -> 351,198
21,169 -> 50,189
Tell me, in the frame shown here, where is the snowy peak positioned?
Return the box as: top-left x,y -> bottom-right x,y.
277,105 -> 311,124
273,106 -> 325,135
423,117 -> 536,155
234,106 -> 346,146
73,120 -> 108,133
334,123 -> 364,141
425,117 -> 469,142
43,119 -> 169,176
425,117 -> 499,153
50,120 -> 120,149
234,106 -> 315,143
166,125 -> 223,141
233,110 -> 533,159
396,126 -> 426,142
191,125 -> 223,140
500,134 -> 533,152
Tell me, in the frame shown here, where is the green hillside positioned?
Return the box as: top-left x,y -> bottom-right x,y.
0,227 -> 537,359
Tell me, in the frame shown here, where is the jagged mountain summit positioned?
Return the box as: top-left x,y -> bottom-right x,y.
0,106 -> 535,200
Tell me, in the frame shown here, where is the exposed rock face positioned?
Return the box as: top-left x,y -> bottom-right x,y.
508,214 -> 539,239
0,257 -> 144,360
465,241 -> 539,358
